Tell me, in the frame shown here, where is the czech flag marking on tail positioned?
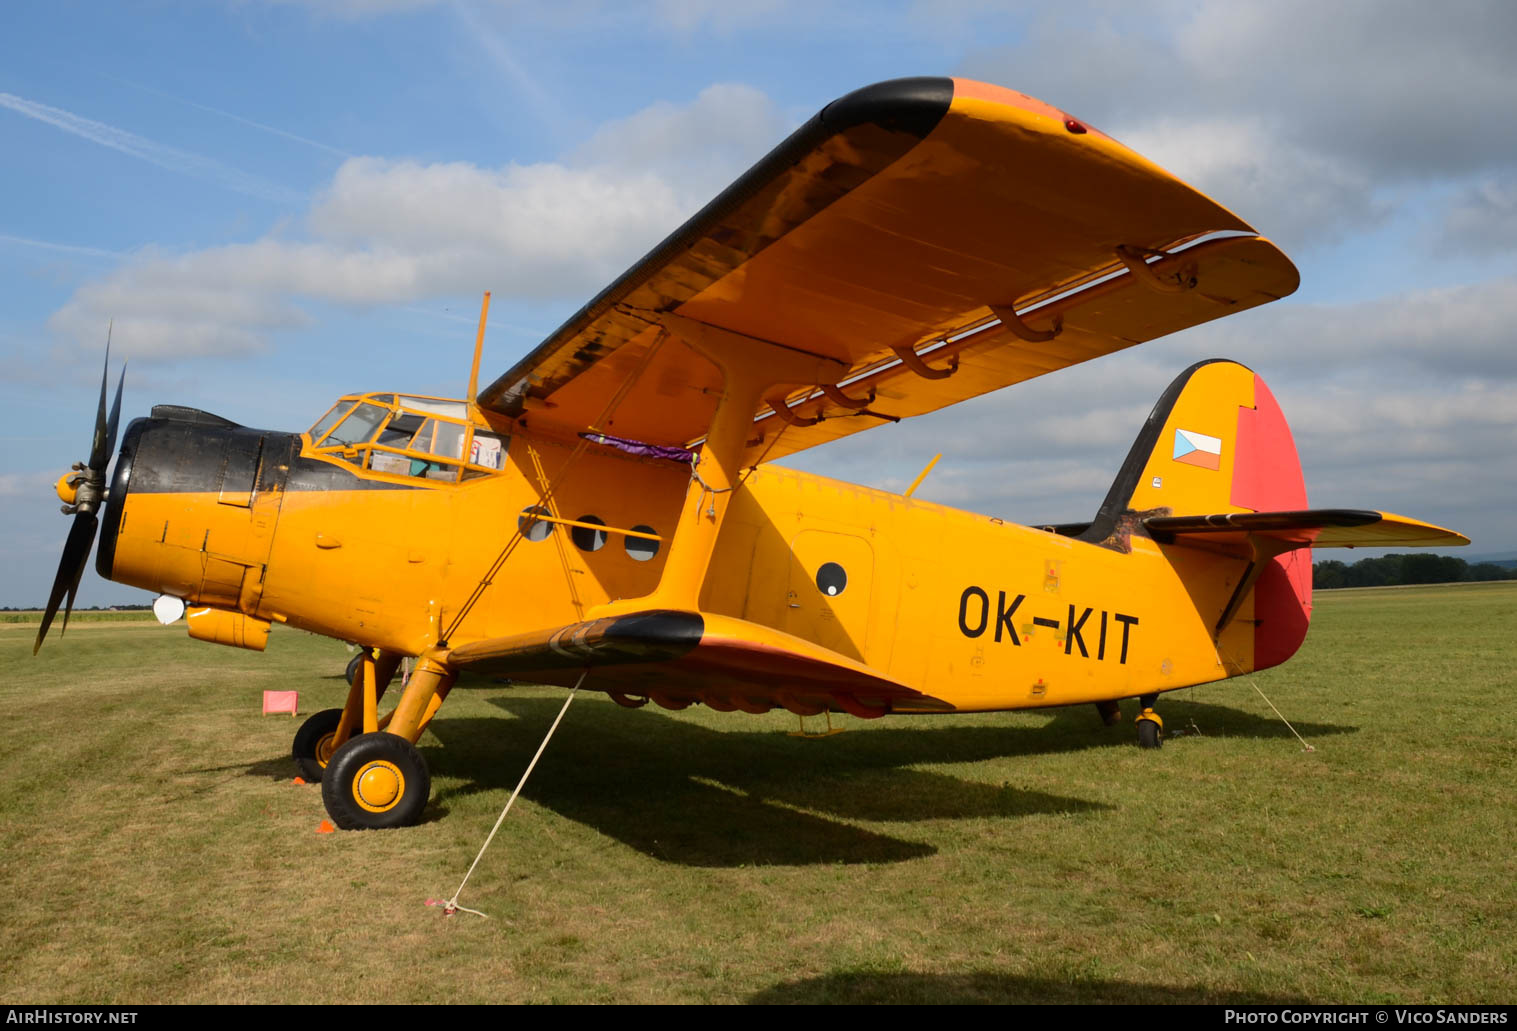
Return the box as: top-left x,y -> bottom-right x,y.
1172,428 -> 1222,470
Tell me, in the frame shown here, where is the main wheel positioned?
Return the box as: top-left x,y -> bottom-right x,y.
1137,718 -> 1162,749
321,732 -> 431,830
345,652 -> 364,686
292,708 -> 346,782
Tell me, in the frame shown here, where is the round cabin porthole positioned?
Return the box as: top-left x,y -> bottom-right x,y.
625,525 -> 659,562
571,514 -> 608,552
816,562 -> 847,597
518,506 -> 553,542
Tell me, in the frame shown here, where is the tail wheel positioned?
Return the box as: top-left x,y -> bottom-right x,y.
1137,718 -> 1162,749
321,732 -> 431,830
292,708 -> 345,782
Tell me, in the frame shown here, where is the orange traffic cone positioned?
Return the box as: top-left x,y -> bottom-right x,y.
316,819 -> 336,834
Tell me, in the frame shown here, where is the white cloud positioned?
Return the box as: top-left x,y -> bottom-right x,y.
308,158 -> 684,286
1439,175 -> 1517,255
47,84 -> 785,359
571,83 -> 788,194
958,0 -> 1517,248
1192,278 -> 1517,381
789,272 -> 1517,547
1118,118 -> 1384,251
0,471 -> 59,499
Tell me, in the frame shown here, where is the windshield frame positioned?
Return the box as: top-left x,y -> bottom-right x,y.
306,391 -> 509,483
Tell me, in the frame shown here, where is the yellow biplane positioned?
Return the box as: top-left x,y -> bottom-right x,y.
39,78 -> 1465,830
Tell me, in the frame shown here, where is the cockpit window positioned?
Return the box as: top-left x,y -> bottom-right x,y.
468,431 -> 505,470
324,403 -> 389,447
310,393 -> 509,483
376,413 -> 425,448
309,402 -> 355,446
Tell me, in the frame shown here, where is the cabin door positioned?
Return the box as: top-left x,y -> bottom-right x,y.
784,530 -> 874,661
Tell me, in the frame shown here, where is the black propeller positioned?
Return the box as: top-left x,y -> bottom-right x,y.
35,332 -> 125,655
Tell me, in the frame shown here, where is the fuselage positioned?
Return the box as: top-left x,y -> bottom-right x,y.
98,396 -> 1271,715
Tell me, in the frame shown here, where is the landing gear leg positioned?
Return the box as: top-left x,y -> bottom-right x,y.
1136,692 -> 1163,749
319,651 -> 455,830
299,651 -> 406,782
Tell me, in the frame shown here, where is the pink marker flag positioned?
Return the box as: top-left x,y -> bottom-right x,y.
262,690 -> 299,716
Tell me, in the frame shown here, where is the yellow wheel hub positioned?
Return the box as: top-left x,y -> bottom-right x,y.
353,760 -> 405,813
315,733 -> 338,767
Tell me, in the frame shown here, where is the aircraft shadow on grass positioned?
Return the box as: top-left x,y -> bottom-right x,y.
217,689 -> 1352,867
748,970 -> 1304,1005
411,691 -> 1352,868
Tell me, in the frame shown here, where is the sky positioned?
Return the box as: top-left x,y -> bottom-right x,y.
2,0 -> 1514,608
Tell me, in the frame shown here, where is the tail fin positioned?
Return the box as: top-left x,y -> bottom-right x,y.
1086,360 -> 1465,671
1089,359 -> 1307,529
1083,359 -> 1313,670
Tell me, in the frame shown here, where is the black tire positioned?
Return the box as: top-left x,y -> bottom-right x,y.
292,708 -> 347,782
321,732 -> 431,830
345,652 -> 364,687
1137,719 -> 1162,750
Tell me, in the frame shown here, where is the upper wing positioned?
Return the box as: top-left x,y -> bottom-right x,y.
1144,509 -> 1470,551
477,77 -> 1299,463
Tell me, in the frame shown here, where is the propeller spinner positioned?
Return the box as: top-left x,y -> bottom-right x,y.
35,334 -> 125,655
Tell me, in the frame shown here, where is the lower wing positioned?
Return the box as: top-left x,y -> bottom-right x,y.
446,609 -> 953,717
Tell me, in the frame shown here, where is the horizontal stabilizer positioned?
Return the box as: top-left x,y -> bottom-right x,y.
1145,509 -> 1469,550
447,609 -> 951,716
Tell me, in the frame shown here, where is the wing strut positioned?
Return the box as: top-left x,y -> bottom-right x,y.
588,313 -> 844,618
1212,535 -> 1293,638
442,330 -> 673,644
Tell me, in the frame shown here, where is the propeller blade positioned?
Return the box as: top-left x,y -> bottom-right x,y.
105,361 -> 126,462
34,511 -> 99,655
88,324 -> 112,472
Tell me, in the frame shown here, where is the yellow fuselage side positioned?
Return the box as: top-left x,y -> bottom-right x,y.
111,425 -> 1253,713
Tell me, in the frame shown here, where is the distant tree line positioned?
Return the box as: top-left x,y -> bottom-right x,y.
1313,554 -> 1514,589
0,604 -> 152,612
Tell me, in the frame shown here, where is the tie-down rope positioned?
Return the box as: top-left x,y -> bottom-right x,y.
439,672 -> 586,918
1217,643 -> 1316,753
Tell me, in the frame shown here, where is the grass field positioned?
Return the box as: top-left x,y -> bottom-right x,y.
2,583 -> 1514,1004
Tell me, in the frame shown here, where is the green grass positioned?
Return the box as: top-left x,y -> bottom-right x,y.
2,583 -> 1514,1003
